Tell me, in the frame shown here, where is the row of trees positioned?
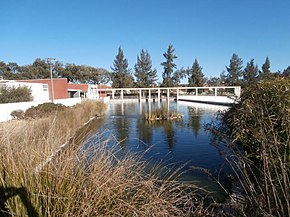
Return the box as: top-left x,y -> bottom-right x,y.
221,54 -> 288,87
1,44 -> 289,87
0,59 -> 110,84
110,45 -> 290,88
110,45 -> 205,88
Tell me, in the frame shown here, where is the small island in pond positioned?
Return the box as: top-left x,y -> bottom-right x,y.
144,107 -> 183,121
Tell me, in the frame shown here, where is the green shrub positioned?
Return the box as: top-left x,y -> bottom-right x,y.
0,85 -> 33,103
211,77 -> 290,216
24,102 -> 67,119
224,77 -> 290,161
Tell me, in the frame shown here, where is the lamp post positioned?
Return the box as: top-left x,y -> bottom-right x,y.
46,58 -> 56,103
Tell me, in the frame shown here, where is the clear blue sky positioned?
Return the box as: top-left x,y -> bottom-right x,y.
1,0 -> 290,82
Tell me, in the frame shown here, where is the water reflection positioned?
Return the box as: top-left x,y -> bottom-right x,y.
188,106 -> 203,137
89,101 -> 229,198
144,120 -> 175,151
137,118 -> 153,147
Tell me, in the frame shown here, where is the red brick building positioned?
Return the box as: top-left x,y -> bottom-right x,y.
18,78 -> 89,100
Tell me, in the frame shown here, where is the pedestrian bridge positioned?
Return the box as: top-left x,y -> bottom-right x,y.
104,86 -> 241,105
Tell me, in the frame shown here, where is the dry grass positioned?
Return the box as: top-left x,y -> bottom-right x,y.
0,100 -> 207,216
208,77 -> 290,216
144,107 -> 182,121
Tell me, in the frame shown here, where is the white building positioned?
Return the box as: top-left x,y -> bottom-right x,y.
0,80 -> 49,101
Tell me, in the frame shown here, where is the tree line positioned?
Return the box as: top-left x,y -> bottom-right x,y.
1,44 -> 290,87
0,59 -> 110,84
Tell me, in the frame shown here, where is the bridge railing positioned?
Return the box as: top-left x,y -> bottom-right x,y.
105,86 -> 241,101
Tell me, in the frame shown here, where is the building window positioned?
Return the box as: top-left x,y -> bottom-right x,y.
43,84 -> 48,91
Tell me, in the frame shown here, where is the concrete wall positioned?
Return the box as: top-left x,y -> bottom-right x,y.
178,95 -> 237,105
0,98 -> 82,122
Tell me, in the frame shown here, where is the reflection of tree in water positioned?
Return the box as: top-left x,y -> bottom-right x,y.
145,120 -> 175,151
137,119 -> 153,148
188,106 -> 204,137
112,103 -> 131,151
114,117 -> 130,150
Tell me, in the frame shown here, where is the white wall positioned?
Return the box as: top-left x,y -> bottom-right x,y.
0,98 -> 82,122
2,81 -> 49,101
178,95 -> 237,105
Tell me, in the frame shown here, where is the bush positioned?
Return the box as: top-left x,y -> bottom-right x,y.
211,77 -> 290,216
0,85 -> 33,103
24,102 -> 67,119
10,109 -> 25,119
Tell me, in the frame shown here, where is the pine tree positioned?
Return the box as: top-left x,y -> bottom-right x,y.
111,47 -> 134,88
259,56 -> 271,80
243,59 -> 258,86
172,68 -> 187,86
188,58 -> 205,87
225,53 -> 243,86
161,44 -> 177,87
282,66 -> 290,77
134,49 -> 157,87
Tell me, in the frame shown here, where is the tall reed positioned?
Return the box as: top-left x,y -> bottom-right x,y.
0,100 -> 206,216
208,77 -> 290,216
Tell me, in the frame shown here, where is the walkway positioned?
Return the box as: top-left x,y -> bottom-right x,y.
105,86 -> 241,105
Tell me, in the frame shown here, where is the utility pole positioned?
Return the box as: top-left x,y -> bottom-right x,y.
46,58 -> 56,103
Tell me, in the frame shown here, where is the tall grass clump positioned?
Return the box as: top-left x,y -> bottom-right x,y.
0,100 -> 106,216
144,107 -> 182,121
208,77 -> 290,216
0,100 -> 208,216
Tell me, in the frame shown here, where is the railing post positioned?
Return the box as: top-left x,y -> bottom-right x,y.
112,90 -> 115,100
214,87 -> 217,97
139,89 -> 142,101
157,89 -> 161,101
148,89 -> 151,101
234,86 -> 241,98
121,89 -> 124,100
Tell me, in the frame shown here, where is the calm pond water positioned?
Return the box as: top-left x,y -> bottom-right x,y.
86,101 -> 230,200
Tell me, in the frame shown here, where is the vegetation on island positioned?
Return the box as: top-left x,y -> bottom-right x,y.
144,107 -> 182,121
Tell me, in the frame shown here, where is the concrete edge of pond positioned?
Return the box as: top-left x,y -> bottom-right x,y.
34,116 -> 99,174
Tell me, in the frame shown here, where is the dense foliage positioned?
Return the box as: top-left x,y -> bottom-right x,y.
24,103 -> 67,119
242,59 -> 258,86
188,58 -> 205,87
212,77 -> 290,216
161,44 -> 177,87
110,47 -> 134,88
225,53 -> 243,86
1,49 -> 289,88
0,85 -> 32,103
134,49 -> 158,87
0,59 -> 110,84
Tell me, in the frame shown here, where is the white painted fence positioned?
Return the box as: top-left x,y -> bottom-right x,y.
0,98 -> 82,122
177,95 -> 238,105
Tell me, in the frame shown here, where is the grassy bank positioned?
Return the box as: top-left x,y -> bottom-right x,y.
0,100 -> 209,216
